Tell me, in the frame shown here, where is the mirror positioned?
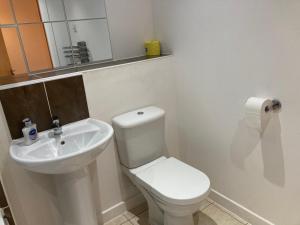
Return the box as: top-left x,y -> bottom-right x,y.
44,22 -> 72,67
0,27 -> 27,76
38,0 -> 65,22
64,0 -> 107,20
19,24 -> 54,72
68,20 -> 112,64
12,0 -> 42,23
0,0 -> 112,76
0,0 -> 14,24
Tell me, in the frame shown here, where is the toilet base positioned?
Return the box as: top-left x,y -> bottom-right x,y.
122,165 -> 207,225
138,185 -> 197,225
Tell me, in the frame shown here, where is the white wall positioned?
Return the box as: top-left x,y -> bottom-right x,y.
0,57 -> 179,225
152,1 -> 300,224
105,0 -> 154,59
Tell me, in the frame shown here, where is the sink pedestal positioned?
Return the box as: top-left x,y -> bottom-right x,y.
10,119 -> 114,225
55,168 -> 98,225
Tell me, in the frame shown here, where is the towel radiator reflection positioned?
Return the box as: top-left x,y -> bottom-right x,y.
63,41 -> 90,65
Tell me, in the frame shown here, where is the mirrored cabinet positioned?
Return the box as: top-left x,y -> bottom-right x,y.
0,0 -> 112,76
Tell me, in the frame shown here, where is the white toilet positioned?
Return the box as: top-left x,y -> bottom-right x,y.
112,106 -> 210,225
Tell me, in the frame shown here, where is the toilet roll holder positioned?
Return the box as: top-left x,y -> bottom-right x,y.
264,99 -> 282,113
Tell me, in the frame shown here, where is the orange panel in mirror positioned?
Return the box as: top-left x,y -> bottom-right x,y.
1,28 -> 27,75
0,29 -> 12,76
11,0 -> 41,23
0,0 -> 15,24
19,24 -> 53,72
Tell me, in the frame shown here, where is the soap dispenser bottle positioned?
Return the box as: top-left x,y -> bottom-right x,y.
22,118 -> 38,145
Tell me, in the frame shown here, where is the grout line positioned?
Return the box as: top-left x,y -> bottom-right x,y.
43,82 -> 53,118
104,215 -> 129,225
7,0 -> 31,74
200,202 -> 213,212
136,208 -> 148,216
125,207 -> 148,225
212,202 -> 248,225
122,214 -> 132,221
116,200 -> 249,225
120,219 -> 131,225
213,205 -> 245,224
206,197 -> 214,203
126,203 -> 148,220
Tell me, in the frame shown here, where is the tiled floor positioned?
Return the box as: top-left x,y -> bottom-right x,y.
104,199 -> 251,225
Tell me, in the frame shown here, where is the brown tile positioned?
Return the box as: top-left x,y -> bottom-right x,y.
0,180 -> 8,208
45,76 -> 89,125
0,83 -> 52,139
3,207 -> 15,225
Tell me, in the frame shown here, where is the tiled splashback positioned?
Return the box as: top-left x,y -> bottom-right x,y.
0,83 -> 52,139
0,76 -> 89,139
45,77 -> 89,125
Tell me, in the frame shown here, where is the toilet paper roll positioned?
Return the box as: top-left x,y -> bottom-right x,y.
245,97 -> 272,131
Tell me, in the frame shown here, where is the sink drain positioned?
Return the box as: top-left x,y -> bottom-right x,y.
60,141 -> 65,145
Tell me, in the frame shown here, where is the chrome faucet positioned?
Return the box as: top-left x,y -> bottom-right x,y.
52,117 -> 63,136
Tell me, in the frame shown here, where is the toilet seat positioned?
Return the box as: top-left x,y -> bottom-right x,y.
129,157 -> 210,206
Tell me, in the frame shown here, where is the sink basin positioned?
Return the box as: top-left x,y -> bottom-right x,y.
10,118 -> 114,174
10,118 -> 114,225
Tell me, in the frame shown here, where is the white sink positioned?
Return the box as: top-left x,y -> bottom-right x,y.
10,118 -> 114,225
10,118 -> 113,174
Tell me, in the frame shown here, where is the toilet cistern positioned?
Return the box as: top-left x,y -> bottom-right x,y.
113,106 -> 210,225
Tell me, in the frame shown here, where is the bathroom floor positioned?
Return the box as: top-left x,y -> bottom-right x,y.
104,199 -> 251,225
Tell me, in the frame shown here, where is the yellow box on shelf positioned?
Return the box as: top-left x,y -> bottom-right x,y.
145,40 -> 161,56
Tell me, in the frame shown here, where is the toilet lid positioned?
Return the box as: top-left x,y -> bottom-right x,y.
134,157 -> 210,205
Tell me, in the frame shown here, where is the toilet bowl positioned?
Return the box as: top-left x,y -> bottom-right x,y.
123,156 -> 210,225
112,106 -> 210,225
